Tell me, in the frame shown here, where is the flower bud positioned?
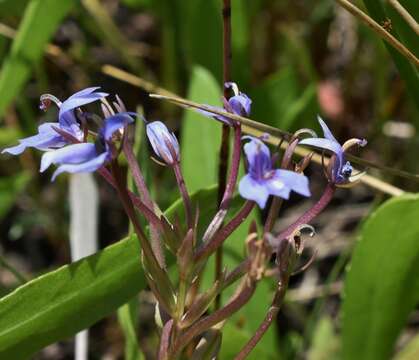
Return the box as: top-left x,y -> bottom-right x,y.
146,121 -> 180,165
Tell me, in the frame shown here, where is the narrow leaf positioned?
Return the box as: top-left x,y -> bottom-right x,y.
363,0 -> 419,110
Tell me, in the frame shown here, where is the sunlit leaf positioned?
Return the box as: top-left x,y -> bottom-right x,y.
0,184 -> 223,358
342,194 -> 419,360
181,65 -> 222,193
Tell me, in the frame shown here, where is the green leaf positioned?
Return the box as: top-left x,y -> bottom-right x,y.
120,0 -> 152,9
363,0 -> 419,110
0,172 -> 30,219
232,0 -> 251,85
0,184 -> 222,358
250,67 -> 317,130
181,66 -> 222,193
0,0 -> 76,117
0,0 -> 29,17
342,194 -> 419,360
0,235 -> 144,359
117,298 -> 145,360
183,0 -> 222,80
220,323 -> 275,360
308,316 -> 340,360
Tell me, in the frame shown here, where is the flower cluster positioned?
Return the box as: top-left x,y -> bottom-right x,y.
2,84 -> 367,359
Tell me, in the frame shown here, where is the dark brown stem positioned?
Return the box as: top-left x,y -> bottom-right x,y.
276,183 -> 336,242
123,141 -> 165,268
172,278 -> 256,357
215,0 -> 233,310
222,0 -> 232,92
195,201 -> 255,262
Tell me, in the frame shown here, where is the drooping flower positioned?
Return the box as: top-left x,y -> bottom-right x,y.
239,137 -> 311,209
199,82 -> 252,125
299,117 -> 367,184
146,121 -> 180,165
2,87 -> 107,155
40,113 -> 134,180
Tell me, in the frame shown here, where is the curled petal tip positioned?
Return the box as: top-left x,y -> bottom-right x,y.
295,128 -> 318,138
288,224 -> 316,240
342,138 -> 368,152
336,170 -> 367,188
224,82 -> 239,96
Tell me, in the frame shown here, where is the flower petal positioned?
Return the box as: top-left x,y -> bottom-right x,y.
2,143 -> 27,155
299,137 -> 343,158
273,169 -> 311,197
101,113 -> 134,141
238,174 -> 270,209
2,123 -> 67,155
197,105 -> 232,125
146,121 -> 179,164
243,137 -> 272,179
58,112 -> 83,139
229,93 -> 252,117
318,116 -> 338,143
265,176 -> 291,200
40,143 -> 97,172
51,152 -> 108,181
59,87 -> 108,122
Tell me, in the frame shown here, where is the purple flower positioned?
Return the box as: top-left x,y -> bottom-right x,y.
2,87 -> 107,155
239,137 -> 311,209
299,117 -> 367,184
199,82 -> 252,125
40,113 -> 133,180
146,121 -> 180,165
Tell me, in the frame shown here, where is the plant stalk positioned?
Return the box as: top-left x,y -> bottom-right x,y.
276,183 -> 336,242
124,140 -> 165,268
215,0 -> 233,310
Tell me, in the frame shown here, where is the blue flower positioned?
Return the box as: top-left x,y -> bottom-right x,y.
299,117 -> 367,184
239,137 -> 311,209
40,113 -> 134,180
199,82 -> 252,125
2,87 -> 107,155
146,121 -> 180,165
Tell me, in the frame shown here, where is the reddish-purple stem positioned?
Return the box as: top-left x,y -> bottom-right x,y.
109,162 -> 163,276
123,141 -> 165,268
276,183 -> 336,241
158,319 -> 174,360
234,274 -> 290,360
171,280 -> 255,356
173,162 -> 193,229
220,124 -> 242,209
195,201 -> 255,262
98,168 -> 164,231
